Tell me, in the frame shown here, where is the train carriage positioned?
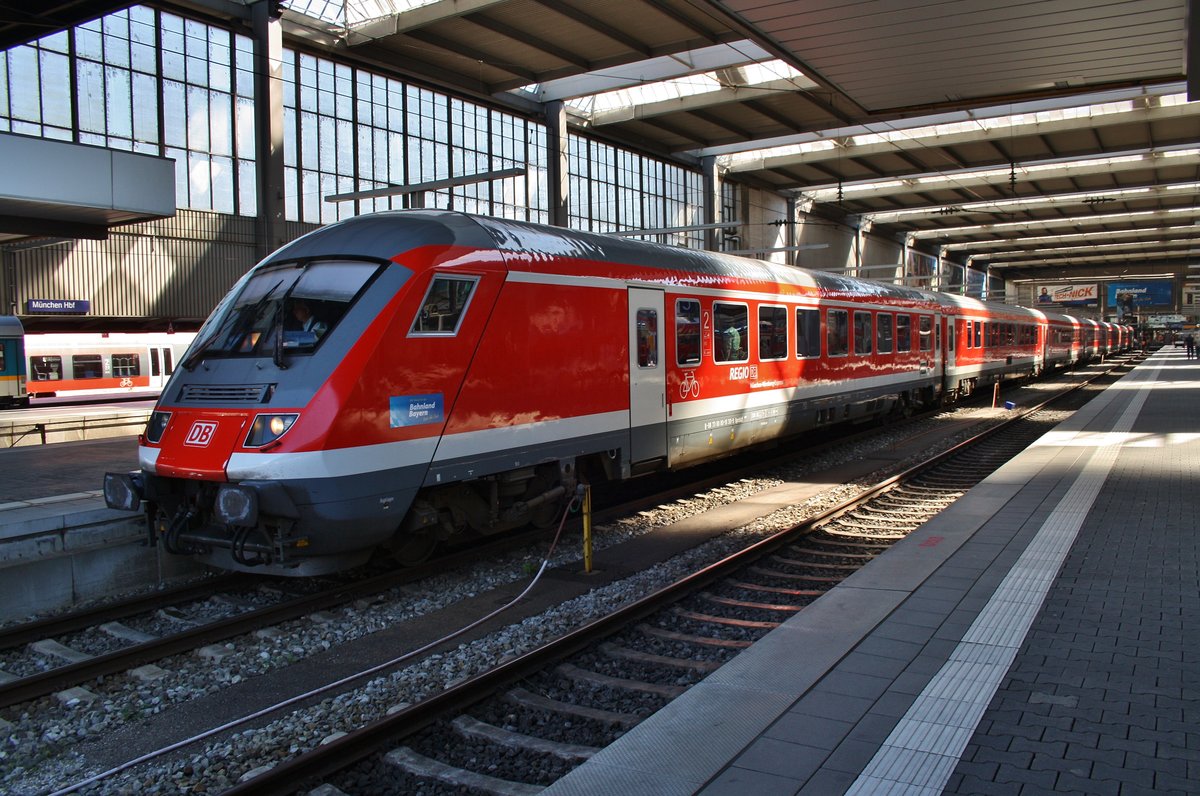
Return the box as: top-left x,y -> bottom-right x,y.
0,316 -> 26,407
24,333 -> 194,400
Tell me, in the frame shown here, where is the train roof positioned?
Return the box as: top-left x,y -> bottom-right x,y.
263,210 -> 934,304
0,315 -> 24,336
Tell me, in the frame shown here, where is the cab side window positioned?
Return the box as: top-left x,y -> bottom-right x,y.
411,276 -> 479,335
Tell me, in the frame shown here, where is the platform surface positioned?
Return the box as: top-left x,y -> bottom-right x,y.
547,347 -> 1197,796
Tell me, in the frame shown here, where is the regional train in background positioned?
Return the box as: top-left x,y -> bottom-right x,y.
0,318 -> 195,406
102,210 -> 1134,576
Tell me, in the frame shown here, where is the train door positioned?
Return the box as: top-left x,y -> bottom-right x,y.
149,346 -> 175,388
628,287 -> 666,464
944,316 -> 955,371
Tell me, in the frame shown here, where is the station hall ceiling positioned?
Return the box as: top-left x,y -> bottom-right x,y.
3,0 -> 1196,281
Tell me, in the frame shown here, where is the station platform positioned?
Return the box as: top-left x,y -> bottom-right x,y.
547,346 -> 1196,795
0,431 -> 199,622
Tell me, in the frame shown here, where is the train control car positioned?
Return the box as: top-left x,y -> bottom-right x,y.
105,210 -> 1109,576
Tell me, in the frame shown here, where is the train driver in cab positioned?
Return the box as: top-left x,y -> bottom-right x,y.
291,299 -> 328,339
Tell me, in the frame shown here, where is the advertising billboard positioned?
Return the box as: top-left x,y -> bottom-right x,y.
1036,284 -> 1097,306
1108,281 -> 1173,315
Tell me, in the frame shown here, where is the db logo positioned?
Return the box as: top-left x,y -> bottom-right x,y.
184,420 -> 219,447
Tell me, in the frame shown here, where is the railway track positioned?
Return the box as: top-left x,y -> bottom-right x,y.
219,370 -> 1116,796
9,356 -> 1138,794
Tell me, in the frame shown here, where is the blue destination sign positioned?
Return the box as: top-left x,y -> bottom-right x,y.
26,299 -> 90,314
390,393 -> 444,428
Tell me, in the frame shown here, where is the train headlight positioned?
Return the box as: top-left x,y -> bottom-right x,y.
245,414 -> 298,448
104,472 -> 144,512
215,484 -> 258,526
145,411 -> 171,444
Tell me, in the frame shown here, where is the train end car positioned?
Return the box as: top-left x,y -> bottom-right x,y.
0,316 -> 28,407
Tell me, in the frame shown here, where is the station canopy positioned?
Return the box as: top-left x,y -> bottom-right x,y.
3,0 -> 1195,279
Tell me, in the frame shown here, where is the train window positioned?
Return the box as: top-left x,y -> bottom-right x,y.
150,348 -> 161,376
827,309 -> 849,357
636,309 -> 658,368
796,308 -> 820,358
853,312 -> 873,355
73,354 -> 103,379
973,321 -> 982,348
164,348 -> 174,374
713,303 -> 749,363
896,315 -> 912,352
112,353 -> 140,377
412,275 -> 479,335
31,355 -> 62,381
877,314 -> 893,354
0,346 -> 4,371
758,306 -> 787,361
676,299 -> 701,366
919,316 -> 932,351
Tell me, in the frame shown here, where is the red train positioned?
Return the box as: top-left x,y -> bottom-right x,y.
104,211 -> 1131,575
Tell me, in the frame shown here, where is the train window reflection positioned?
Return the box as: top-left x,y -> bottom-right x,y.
31,355 -> 62,381
827,309 -> 848,356
185,258 -> 382,364
854,311 -> 873,355
676,300 -> 701,366
896,315 -> 912,352
796,308 -> 820,358
112,353 -> 140,377
636,309 -> 658,368
73,354 -> 103,379
713,302 -> 748,363
411,275 -> 479,335
758,305 -> 787,361
877,313 -> 894,354
919,315 -> 933,351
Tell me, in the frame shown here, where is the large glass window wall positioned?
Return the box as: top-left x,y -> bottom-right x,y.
0,4 -> 704,246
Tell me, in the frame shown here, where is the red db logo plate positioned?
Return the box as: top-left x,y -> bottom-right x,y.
184,420 -> 219,447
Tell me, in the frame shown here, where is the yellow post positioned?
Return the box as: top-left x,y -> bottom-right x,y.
582,484 -> 593,574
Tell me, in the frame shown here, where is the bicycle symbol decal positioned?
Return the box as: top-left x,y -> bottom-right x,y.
679,371 -> 700,399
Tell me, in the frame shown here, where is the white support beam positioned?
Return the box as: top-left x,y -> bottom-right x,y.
345,0 -> 509,42
799,145 -> 1200,203
942,225 -> 1200,252
693,82 -> 1186,159
324,167 -> 525,202
723,91 -> 1196,173
863,182 -> 1200,224
909,207 -> 1200,240
590,76 -> 819,125
521,41 -> 774,102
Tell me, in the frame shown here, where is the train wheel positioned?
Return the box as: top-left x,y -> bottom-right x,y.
389,532 -> 437,566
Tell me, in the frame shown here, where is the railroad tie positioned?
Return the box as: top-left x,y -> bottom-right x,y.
506,686 -> 641,729
636,623 -> 752,649
99,622 -> 159,644
555,662 -> 686,698
384,747 -> 544,796
598,641 -> 721,673
671,606 -> 778,629
452,714 -> 600,762
29,639 -> 92,664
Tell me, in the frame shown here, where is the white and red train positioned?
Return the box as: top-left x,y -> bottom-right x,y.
0,321 -> 195,406
104,211 -> 1131,575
